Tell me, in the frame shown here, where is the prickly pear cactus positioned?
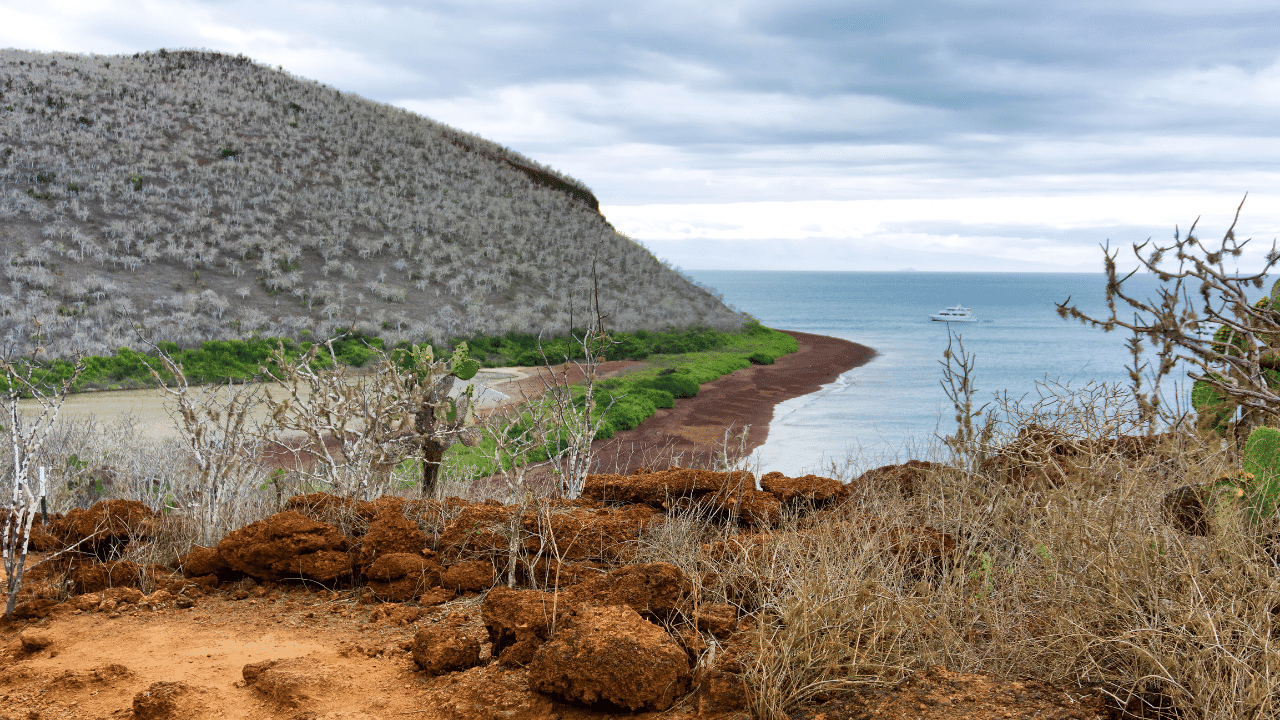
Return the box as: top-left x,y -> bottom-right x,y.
1241,426 -> 1280,523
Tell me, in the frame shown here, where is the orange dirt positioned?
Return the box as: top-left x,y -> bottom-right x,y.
1,469 -> 1112,720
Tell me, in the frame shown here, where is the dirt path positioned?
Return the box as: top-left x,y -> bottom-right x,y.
590,331 -> 876,474
0,584 -> 1107,720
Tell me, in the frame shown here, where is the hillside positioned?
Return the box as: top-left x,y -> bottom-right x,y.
0,48 -> 743,357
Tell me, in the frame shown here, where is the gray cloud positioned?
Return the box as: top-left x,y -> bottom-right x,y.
4,1 -> 1280,268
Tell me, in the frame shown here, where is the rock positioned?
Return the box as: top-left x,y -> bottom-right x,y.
365,553 -> 442,601
854,459 -> 942,497
18,632 -> 53,652
481,586 -> 572,660
440,559 -> 495,592
527,605 -> 692,711
411,622 -> 483,675
70,559 -> 140,593
760,472 -> 850,507
584,468 -> 779,527
132,681 -> 207,720
242,657 -> 329,706
574,562 -> 691,619
358,508 -> 425,566
55,499 -> 154,558
177,546 -> 226,577
216,511 -> 350,582
11,598 -> 58,619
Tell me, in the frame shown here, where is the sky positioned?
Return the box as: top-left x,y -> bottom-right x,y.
4,1 -> 1280,272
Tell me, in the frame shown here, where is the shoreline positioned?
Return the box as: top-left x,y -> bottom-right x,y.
589,330 -> 877,474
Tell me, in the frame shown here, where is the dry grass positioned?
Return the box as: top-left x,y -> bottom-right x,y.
7,375 -> 1280,718
635,414 -> 1280,719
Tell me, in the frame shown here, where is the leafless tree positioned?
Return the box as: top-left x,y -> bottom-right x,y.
1,347 -> 84,619
1056,198 -> 1280,436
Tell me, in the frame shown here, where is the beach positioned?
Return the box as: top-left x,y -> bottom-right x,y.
590,331 -> 876,474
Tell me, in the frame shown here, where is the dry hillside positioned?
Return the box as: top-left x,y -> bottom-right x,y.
0,48 -> 742,356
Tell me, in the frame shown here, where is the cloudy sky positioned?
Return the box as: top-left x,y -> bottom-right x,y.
5,1 -> 1280,271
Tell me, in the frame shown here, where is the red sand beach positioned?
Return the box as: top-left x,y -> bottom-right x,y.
590,331 -> 876,474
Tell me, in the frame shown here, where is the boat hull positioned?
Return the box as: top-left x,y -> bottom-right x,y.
930,315 -> 977,322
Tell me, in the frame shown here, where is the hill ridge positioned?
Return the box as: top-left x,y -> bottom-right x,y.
0,48 -> 741,357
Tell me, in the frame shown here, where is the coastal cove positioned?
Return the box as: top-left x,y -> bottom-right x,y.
690,270 -> 1193,475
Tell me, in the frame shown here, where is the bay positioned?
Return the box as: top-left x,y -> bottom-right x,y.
687,271 -> 1192,475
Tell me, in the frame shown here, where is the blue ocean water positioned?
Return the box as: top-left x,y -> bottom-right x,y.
687,271 -> 1190,475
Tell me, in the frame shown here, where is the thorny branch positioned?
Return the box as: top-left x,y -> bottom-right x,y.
1057,196 -> 1280,432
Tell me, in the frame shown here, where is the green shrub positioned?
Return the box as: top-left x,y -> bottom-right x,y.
645,371 -> 699,399
748,351 -> 775,365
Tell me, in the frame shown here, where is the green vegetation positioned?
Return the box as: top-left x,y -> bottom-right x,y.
445,322 -> 797,476
0,323 -> 786,396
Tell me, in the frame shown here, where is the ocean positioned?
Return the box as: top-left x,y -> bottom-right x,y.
687,271 -> 1193,475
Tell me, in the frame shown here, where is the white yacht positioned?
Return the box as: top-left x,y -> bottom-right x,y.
930,305 -> 976,322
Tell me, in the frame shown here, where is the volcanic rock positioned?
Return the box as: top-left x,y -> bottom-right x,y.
358,507 -> 425,566
760,471 -> 850,506
411,622 -> 483,676
364,553 -> 442,602
527,604 -> 692,711
440,559 -> 495,592
132,681 -> 208,720
216,511 -> 351,582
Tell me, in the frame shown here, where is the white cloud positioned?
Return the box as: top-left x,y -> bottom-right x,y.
607,192 -> 1280,271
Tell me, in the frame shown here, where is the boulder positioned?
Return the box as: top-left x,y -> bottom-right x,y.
177,546 -> 226,578
358,507 -> 425,566
55,499 -> 154,558
527,605 -> 692,711
411,622 -> 483,675
216,511 -> 351,582
70,559 -> 140,594
440,559 -> 495,592
760,472 -> 850,507
364,553 -> 442,601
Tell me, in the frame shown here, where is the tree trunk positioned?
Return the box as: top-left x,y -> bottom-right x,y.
421,442 -> 445,498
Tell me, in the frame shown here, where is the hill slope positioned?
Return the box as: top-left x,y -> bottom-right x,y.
0,49 -> 742,356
